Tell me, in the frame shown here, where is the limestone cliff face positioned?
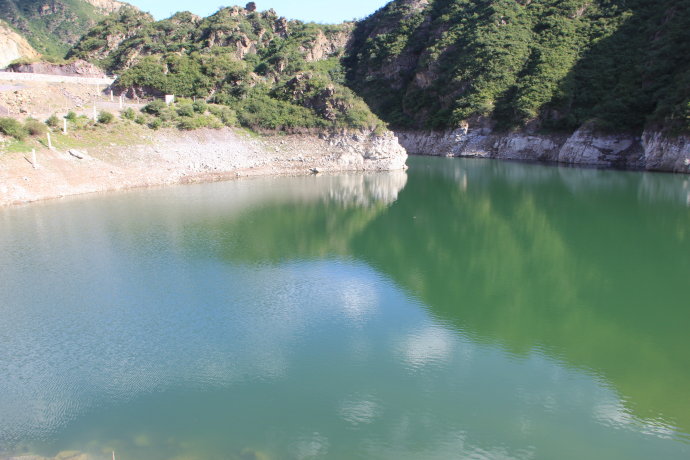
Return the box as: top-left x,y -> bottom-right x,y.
642,131 -> 690,173
327,129 -> 408,172
0,20 -> 39,68
397,127 -> 690,174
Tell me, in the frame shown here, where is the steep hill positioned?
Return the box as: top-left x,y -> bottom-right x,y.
0,19 -> 39,67
0,0 -> 129,58
69,4 -> 385,133
345,0 -> 690,134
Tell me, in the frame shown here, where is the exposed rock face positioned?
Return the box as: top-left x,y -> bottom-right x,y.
83,0 -> 127,14
327,130 -> 408,171
557,128 -> 643,168
0,20 -> 39,68
302,27 -> 353,62
6,59 -> 106,77
642,131 -> 690,173
397,127 -> 690,173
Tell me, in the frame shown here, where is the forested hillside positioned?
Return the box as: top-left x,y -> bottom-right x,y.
345,0 -> 690,133
69,5 -> 385,133
24,0 -> 690,136
0,0 -> 127,57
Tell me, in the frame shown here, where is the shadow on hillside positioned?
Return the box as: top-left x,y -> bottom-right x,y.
542,0 -> 690,133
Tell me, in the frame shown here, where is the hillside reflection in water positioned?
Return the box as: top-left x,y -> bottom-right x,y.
0,159 -> 688,460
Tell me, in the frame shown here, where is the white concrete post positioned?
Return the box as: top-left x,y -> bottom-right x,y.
46,132 -> 52,150
119,95 -> 123,109
93,104 -> 98,122
31,149 -> 37,169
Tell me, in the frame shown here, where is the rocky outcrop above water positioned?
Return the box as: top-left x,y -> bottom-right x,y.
326,129 -> 408,171
397,127 -> 690,173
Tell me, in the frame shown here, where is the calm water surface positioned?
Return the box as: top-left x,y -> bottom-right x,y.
1,157 -> 689,459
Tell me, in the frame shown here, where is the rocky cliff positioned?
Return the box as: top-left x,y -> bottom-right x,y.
397,127 -> 690,173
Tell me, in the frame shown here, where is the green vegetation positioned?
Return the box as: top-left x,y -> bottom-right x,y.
70,5 -> 385,133
141,100 -> 167,116
3,139 -> 34,153
133,99 -> 237,131
0,0 -> 126,58
6,1 -> 688,135
24,118 -> 47,136
97,111 -> 115,124
45,114 -> 61,128
346,0 -> 690,133
121,108 -> 136,121
0,117 -> 28,140
236,89 -> 325,131
208,105 -> 238,127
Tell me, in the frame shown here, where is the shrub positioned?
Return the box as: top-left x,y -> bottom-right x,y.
157,107 -> 177,122
178,114 -> 222,130
142,99 -> 167,116
0,117 -> 29,140
98,111 -> 115,124
208,105 -> 237,127
135,115 -> 147,125
24,118 -> 48,136
74,115 -> 94,129
46,114 -> 60,128
121,108 -> 136,120
192,100 -> 208,114
148,118 -> 163,130
65,111 -> 78,122
237,92 -> 326,131
176,103 -> 195,117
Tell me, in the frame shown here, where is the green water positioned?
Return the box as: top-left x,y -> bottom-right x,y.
1,157 -> 689,460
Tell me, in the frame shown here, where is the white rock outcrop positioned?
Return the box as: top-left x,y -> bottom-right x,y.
397,125 -> 689,173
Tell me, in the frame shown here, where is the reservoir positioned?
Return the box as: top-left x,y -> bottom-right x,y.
1,157 -> 689,459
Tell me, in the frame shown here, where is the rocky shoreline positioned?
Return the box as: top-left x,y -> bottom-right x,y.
397,126 -> 690,173
0,127 -> 407,207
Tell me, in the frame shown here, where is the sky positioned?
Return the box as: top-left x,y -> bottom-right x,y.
125,0 -> 391,23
